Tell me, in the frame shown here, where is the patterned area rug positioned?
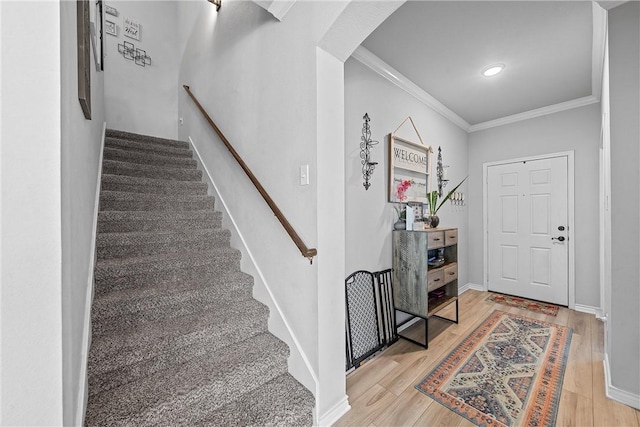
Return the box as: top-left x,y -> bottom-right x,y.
416,310 -> 572,427
486,294 -> 560,316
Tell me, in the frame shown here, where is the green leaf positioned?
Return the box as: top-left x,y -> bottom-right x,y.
435,176 -> 468,214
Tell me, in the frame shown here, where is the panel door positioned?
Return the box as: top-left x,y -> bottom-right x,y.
487,156 -> 568,305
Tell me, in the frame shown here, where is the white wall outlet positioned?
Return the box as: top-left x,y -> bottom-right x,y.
179,117 -> 184,125
300,164 -> 309,186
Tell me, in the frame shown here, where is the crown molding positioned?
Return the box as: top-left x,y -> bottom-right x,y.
468,96 -> 599,132
351,46 -> 471,132
353,24 -> 603,135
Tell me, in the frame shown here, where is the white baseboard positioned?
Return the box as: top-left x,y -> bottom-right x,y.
397,317 -> 421,333
76,122 -> 107,426
460,282 -> 485,294
317,395 -> 351,427
604,353 -> 640,410
574,303 -> 604,318
187,136 -> 319,398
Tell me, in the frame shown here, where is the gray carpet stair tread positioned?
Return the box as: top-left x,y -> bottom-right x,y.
92,286 -> 259,337
98,209 -> 222,230
97,228 -> 230,260
104,146 -> 198,168
95,248 -> 241,279
199,373 -> 315,427
99,190 -> 215,211
86,333 -> 289,427
93,270 -> 254,308
89,298 -> 270,371
87,312 -> 268,398
102,159 -> 202,181
91,272 -> 253,321
101,174 -> 208,195
106,137 -> 194,157
88,129 -> 314,426
106,129 -> 190,149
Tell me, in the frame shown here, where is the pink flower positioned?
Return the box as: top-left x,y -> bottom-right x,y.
396,180 -> 412,201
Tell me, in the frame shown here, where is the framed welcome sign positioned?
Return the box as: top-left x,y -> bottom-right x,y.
388,117 -> 432,203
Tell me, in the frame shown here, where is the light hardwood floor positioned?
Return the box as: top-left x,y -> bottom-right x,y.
335,289 -> 640,427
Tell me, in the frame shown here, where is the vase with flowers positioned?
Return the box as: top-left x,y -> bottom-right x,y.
392,179 -> 413,230
393,204 -> 407,230
426,176 -> 468,228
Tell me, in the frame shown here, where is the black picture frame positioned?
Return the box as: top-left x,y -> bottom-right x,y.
77,0 -> 91,119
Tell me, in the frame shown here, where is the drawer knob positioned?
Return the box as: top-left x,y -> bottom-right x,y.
449,272 -> 455,275
434,278 -> 440,282
433,238 -> 440,241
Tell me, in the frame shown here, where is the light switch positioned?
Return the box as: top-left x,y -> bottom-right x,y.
300,165 -> 309,186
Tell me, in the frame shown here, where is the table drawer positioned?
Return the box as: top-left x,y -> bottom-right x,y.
445,229 -> 458,246
427,270 -> 445,292
444,264 -> 458,284
427,231 -> 445,249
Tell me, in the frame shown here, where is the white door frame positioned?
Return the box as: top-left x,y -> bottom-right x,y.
482,151 -> 576,309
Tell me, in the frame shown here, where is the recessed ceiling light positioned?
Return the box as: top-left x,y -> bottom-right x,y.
481,63 -> 505,77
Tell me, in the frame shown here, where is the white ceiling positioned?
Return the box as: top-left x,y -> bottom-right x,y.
360,1 -> 603,129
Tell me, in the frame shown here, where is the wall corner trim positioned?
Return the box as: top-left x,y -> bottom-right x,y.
604,353 -> 640,410
317,395 -> 351,427
76,121 -> 107,426
187,136 -> 319,398
268,0 -> 297,21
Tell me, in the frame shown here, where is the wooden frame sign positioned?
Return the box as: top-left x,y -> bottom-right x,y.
388,134 -> 432,203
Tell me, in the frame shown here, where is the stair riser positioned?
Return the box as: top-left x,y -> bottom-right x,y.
97,215 -> 222,234
95,259 -> 241,295
88,316 -> 269,397
103,162 -> 202,182
99,198 -> 214,212
101,180 -> 208,196
104,148 -> 198,169
105,130 -> 190,150
106,138 -> 193,158
97,233 -> 231,261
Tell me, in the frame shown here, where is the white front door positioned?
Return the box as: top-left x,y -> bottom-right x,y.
487,156 -> 569,305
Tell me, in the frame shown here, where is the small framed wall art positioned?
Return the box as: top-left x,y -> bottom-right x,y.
105,20 -> 117,36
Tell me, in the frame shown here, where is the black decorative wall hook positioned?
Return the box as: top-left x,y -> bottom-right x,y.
360,113 -> 379,190
437,146 -> 449,197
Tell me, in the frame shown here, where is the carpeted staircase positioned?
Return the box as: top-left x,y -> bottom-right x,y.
85,129 -> 315,426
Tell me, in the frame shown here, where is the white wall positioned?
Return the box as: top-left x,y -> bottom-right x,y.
60,0 -> 106,425
608,0 -> 640,399
176,0 -> 350,421
468,104 -> 601,308
104,1 -> 179,139
0,2 -> 64,424
344,58 -> 469,283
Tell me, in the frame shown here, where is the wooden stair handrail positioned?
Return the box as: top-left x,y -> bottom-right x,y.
183,85 -> 317,264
